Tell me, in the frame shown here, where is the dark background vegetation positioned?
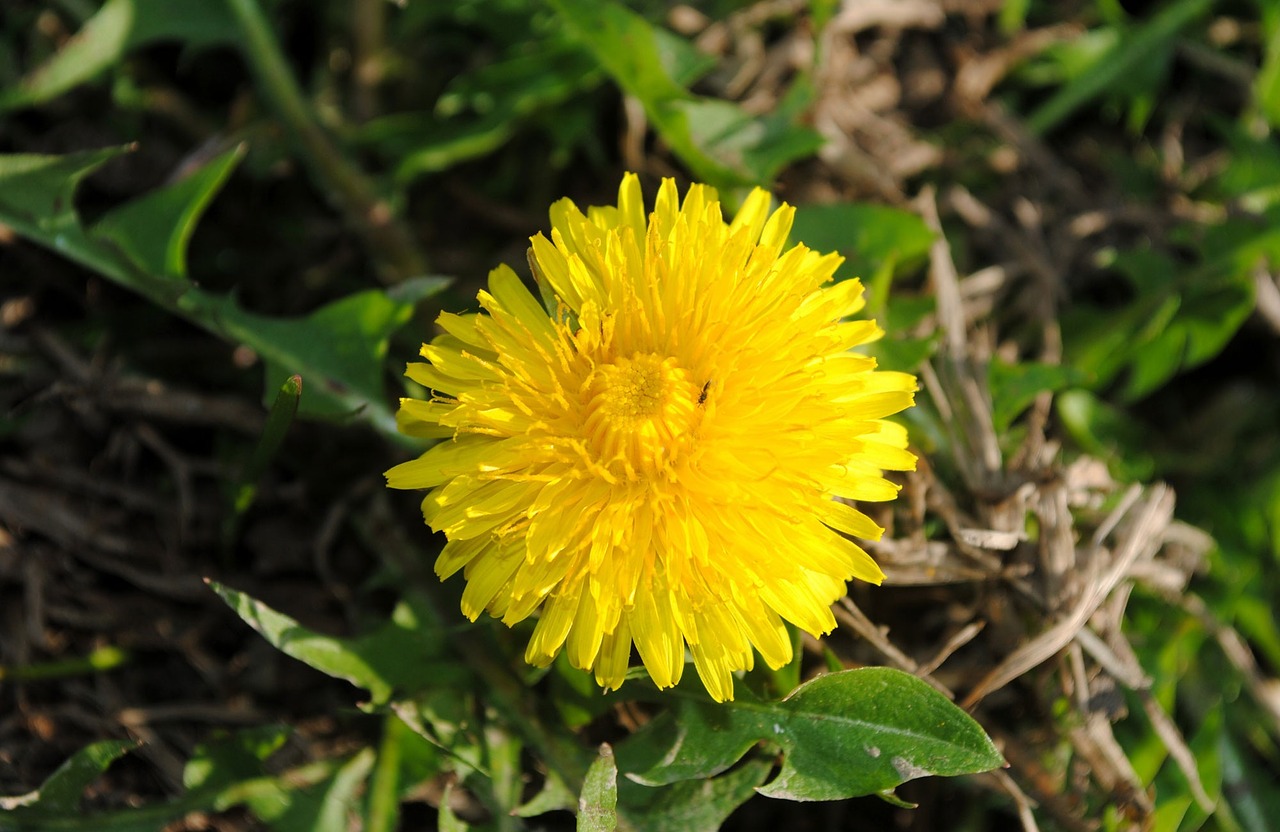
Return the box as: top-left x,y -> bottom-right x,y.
1,0 -> 1279,830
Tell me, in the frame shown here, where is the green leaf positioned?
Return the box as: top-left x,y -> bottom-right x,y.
209,581 -> 460,705
0,148 -> 450,441
988,360 -> 1086,434
365,716 -> 405,832
675,98 -> 825,187
514,771 -> 578,817
869,334 -> 938,375
0,0 -> 238,111
245,288 -> 418,421
1214,122 -> 1280,211
549,652 -> 621,730
92,145 -> 245,280
300,749 -> 377,832
1254,7 -> 1280,130
390,695 -> 487,779
438,783 -> 470,832
0,739 -> 136,813
433,40 -> 600,121
184,726 -> 291,793
1026,0 -> 1215,134
578,745 -> 618,832
2,741 -> 346,831
388,113 -> 521,181
1056,390 -> 1157,482
1063,236 -> 1257,401
618,668 -> 1003,801
790,203 -> 934,282
651,26 -> 719,87
368,38 -> 603,181
617,760 -> 770,832
549,0 -> 821,187
202,281 -> 448,434
0,146 -> 132,228
231,750 -> 376,832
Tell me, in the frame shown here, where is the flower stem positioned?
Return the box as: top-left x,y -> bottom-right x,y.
223,0 -> 427,283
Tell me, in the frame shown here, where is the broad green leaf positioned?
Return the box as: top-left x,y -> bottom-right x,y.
92,145 -> 245,280
0,739 -> 135,813
618,668 -> 1002,801
549,0 -> 821,187
617,760 -> 770,832
988,360 -> 1086,434
577,745 -> 618,832
242,285 -> 429,421
0,0 -> 238,111
200,281 -> 448,433
790,203 -> 934,282
209,582 -> 461,705
1026,0 -> 1214,134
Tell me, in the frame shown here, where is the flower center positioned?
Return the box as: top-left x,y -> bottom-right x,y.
582,353 -> 700,478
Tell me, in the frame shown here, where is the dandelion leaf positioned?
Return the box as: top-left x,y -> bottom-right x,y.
0,739 -> 135,814
209,581 -> 461,706
618,668 -> 1003,802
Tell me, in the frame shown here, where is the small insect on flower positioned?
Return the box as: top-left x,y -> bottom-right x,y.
386,174 -> 917,702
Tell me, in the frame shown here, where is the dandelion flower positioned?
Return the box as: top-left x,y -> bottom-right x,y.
386,174 -> 916,701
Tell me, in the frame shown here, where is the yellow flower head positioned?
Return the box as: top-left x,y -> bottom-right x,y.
386,175 -> 917,701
